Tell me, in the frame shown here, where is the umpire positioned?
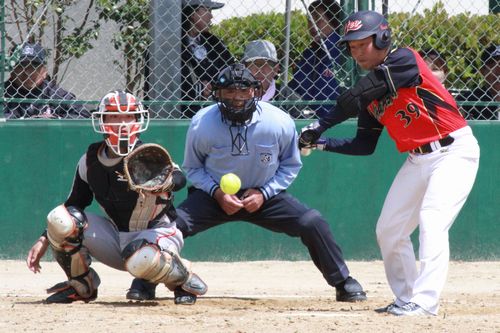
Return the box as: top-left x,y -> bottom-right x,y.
129,64 -> 367,304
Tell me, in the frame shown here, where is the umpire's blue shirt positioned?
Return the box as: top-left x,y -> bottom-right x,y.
183,101 -> 302,200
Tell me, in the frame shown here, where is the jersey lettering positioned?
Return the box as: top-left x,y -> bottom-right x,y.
365,48 -> 466,152
395,110 -> 411,127
394,102 -> 420,128
369,94 -> 396,120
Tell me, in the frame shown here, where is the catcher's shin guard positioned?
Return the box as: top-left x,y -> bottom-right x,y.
46,205 -> 100,301
122,239 -> 207,295
45,268 -> 100,304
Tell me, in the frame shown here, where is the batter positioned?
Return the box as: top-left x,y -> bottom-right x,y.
299,10 -> 480,316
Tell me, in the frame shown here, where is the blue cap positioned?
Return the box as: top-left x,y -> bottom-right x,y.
18,43 -> 46,65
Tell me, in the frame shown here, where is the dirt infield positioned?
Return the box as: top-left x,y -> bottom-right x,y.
1,260 -> 499,332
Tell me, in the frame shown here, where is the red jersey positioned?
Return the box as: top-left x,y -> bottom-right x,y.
366,48 -> 466,152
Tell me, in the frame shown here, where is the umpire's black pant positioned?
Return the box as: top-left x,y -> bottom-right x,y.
175,188 -> 350,287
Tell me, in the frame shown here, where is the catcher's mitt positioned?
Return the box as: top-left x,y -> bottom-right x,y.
123,143 -> 174,193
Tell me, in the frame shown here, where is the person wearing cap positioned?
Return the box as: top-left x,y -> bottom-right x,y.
418,49 -> 449,86
128,63 -> 368,305
242,39 -> 305,118
288,0 -> 343,118
299,10 -> 479,316
3,42 -> 89,119
457,44 -> 500,120
181,0 -> 234,118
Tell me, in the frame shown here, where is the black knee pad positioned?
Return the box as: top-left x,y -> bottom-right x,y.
121,238 -> 155,260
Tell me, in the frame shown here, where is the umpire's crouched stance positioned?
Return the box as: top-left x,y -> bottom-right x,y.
130,64 -> 367,304
26,91 -> 206,305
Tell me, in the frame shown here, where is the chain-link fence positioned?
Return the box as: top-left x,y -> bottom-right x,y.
1,0 -> 499,120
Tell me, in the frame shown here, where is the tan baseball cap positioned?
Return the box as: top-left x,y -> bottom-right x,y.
242,40 -> 278,64
183,0 -> 224,9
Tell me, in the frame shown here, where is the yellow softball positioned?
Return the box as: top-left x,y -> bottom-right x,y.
220,173 -> 241,195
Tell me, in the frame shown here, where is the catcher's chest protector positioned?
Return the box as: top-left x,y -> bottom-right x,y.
85,143 -> 139,230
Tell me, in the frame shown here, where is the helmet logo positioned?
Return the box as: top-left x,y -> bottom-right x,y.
344,20 -> 363,34
380,23 -> 388,30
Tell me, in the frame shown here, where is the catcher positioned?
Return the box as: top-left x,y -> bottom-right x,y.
26,90 -> 207,305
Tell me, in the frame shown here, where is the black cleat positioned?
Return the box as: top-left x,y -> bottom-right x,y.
335,276 -> 367,302
174,286 -> 197,305
45,283 -> 98,304
126,278 -> 157,301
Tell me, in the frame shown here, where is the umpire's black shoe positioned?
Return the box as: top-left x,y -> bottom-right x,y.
126,278 -> 157,301
174,286 -> 197,305
335,276 -> 367,302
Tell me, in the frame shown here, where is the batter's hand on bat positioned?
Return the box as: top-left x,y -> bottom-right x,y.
299,121 -> 327,149
27,236 -> 49,273
214,188 -> 244,215
303,138 -> 327,151
241,188 -> 264,213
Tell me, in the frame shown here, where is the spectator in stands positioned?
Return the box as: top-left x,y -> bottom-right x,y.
181,0 -> 234,118
3,42 -> 89,119
457,44 -> 499,120
419,49 -> 449,86
289,0 -> 343,118
242,39 -> 305,118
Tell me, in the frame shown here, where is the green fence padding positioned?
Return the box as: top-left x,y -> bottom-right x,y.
0,120 -> 498,261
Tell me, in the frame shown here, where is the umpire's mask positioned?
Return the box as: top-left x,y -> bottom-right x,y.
212,63 -> 262,126
212,64 -> 262,156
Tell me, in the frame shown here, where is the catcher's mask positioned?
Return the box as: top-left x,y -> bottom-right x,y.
212,63 -> 262,125
338,10 -> 391,54
92,91 -> 150,156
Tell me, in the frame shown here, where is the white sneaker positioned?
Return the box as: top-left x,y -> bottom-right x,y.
388,302 -> 434,316
375,302 -> 401,313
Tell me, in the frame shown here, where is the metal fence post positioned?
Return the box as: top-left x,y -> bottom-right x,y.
0,0 -> 5,117
357,0 -> 370,11
148,0 -> 182,118
490,0 -> 500,13
281,0 -> 292,88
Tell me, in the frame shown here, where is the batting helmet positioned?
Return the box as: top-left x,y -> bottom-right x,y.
338,10 -> 391,51
212,63 -> 262,125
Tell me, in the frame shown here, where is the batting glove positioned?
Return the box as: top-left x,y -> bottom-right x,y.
298,121 -> 327,149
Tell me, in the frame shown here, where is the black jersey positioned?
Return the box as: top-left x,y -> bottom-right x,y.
65,141 -> 185,232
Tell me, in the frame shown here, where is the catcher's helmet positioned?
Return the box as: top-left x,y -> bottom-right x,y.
338,10 -> 391,52
92,91 -> 150,156
212,63 -> 262,125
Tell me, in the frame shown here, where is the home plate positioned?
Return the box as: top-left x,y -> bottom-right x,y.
279,311 -> 362,317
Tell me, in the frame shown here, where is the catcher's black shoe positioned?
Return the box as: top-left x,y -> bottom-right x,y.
126,278 -> 157,301
335,276 -> 367,302
45,283 -> 98,304
174,286 -> 197,305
